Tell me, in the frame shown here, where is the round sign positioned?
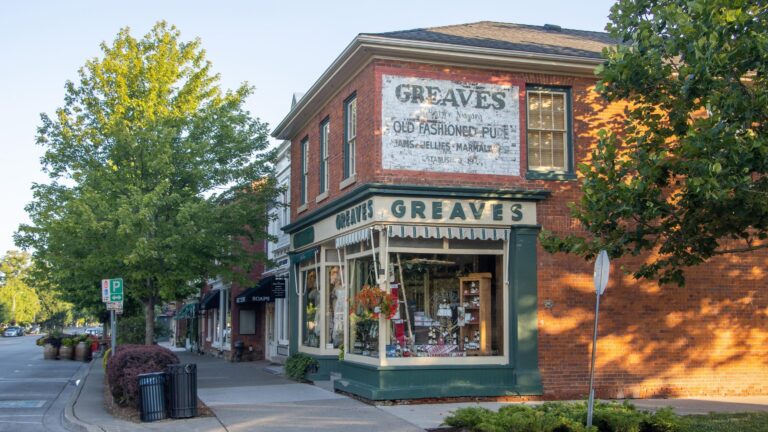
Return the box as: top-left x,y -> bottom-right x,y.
593,250 -> 610,295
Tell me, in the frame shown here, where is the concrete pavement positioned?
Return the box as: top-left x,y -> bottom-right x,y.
65,344 -> 768,431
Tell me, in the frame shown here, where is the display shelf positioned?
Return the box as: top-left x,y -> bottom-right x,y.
458,272 -> 492,355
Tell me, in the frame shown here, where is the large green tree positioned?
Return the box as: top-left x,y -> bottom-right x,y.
542,0 -> 768,285
0,250 -> 41,325
17,22 -> 277,343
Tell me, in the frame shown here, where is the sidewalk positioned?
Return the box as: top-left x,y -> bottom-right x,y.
65,346 -> 768,431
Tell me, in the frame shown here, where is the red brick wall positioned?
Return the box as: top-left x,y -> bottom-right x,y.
287,59 -> 768,398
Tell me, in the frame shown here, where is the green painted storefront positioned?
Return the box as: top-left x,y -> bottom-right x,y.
285,185 -> 545,400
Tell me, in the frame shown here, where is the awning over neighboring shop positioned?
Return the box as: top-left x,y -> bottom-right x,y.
235,275 -> 287,305
388,225 -> 510,241
289,247 -> 319,265
199,290 -> 220,310
174,303 -> 197,320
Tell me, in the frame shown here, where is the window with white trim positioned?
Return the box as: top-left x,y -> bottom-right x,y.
344,95 -> 357,179
526,87 -> 571,173
319,119 -> 329,194
300,137 -> 308,205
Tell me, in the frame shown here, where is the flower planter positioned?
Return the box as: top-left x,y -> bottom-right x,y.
59,345 -> 74,360
43,343 -> 58,360
75,341 -> 91,362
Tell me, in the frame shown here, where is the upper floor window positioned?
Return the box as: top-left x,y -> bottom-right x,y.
343,95 -> 357,179
300,137 -> 309,206
319,118 -> 330,195
526,87 -> 573,178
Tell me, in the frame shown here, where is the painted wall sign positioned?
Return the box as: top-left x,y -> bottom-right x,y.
381,75 -> 521,176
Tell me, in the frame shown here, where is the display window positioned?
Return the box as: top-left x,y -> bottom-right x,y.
348,255 -> 380,358
386,252 -> 503,359
300,260 -> 320,348
325,264 -> 346,348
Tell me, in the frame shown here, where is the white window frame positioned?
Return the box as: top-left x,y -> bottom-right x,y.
526,88 -> 570,173
319,119 -> 330,195
344,96 -> 357,179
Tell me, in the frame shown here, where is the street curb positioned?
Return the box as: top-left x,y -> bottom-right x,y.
63,359 -> 103,432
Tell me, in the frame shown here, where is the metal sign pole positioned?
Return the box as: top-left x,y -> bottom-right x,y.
111,310 -> 117,353
587,250 -> 609,428
586,290 -> 601,427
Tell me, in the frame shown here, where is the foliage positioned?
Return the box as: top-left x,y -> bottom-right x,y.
36,331 -> 71,348
284,352 -> 318,382
444,401 -> 688,432
0,250 -> 41,325
16,21 -> 278,343
351,285 -> 398,320
106,344 -> 179,408
541,0 -> 768,286
116,314 -> 170,344
678,412 -> 768,432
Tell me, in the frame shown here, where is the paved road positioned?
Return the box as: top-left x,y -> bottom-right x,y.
0,335 -> 85,432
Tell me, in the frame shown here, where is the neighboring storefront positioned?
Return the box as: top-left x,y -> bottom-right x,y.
275,22 -> 768,401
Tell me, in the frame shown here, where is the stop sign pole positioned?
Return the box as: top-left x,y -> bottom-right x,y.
587,250 -> 610,427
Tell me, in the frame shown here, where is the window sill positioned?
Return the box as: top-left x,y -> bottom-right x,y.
315,191 -> 329,204
525,171 -> 577,181
297,203 -> 308,214
340,174 -> 357,190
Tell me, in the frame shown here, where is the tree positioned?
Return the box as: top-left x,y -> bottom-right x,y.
541,0 -> 768,285
17,22 -> 277,343
0,250 -> 41,325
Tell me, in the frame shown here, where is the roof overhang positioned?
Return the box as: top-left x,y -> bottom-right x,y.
272,34 -> 605,140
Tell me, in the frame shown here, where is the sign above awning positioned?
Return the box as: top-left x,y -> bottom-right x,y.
235,276 -> 287,305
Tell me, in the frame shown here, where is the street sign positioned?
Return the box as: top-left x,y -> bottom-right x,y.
101,279 -> 110,302
106,301 -> 123,312
593,250 -> 610,296
109,278 -> 124,302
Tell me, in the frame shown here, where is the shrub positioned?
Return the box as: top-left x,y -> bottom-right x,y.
285,352 -> 318,382
106,344 -> 179,408
444,401 -> 686,432
116,315 -> 170,344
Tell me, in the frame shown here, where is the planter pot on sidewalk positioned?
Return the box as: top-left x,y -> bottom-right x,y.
59,345 -> 74,360
43,343 -> 58,360
75,341 -> 91,362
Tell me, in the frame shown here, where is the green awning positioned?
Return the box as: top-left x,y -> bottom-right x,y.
174,303 -> 197,320
289,247 -> 318,265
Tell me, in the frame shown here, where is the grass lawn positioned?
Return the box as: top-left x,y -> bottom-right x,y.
680,412 -> 768,432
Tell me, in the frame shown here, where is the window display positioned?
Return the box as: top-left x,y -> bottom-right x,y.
386,253 -> 501,358
302,266 -> 320,348
348,256 -> 380,358
326,265 -> 345,348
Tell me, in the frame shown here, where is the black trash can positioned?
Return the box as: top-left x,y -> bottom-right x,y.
167,363 -> 198,418
138,372 -> 167,422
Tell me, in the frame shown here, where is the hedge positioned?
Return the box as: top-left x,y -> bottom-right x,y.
106,344 -> 179,408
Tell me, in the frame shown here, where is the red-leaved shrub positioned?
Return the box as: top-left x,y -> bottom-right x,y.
106,344 -> 179,408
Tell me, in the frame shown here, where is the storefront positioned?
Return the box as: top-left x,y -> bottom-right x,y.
285,185 -> 547,399
234,275 -> 287,361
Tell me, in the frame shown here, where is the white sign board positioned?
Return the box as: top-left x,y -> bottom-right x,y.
381,75 -> 520,175
106,301 -> 123,312
593,250 -> 610,296
101,279 -> 110,302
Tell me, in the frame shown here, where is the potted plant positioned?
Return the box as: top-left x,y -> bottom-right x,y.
74,335 -> 91,361
38,333 -> 63,360
59,337 -> 76,360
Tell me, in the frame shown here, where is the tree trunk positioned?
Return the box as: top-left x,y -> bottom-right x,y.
144,295 -> 155,345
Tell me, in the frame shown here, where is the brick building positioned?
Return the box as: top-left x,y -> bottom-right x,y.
273,22 -> 768,400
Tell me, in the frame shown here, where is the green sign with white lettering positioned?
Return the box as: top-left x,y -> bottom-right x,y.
109,278 -> 124,302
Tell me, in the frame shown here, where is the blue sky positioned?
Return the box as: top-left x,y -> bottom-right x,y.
0,0 -> 616,255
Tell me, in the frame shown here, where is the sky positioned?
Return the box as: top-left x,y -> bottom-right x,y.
0,0 -> 616,256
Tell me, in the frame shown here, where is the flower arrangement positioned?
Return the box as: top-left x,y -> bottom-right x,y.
351,285 -> 398,320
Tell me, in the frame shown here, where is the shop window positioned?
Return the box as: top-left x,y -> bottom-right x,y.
300,137 -> 309,206
386,252 -> 503,358
348,256 -> 379,358
325,265 -> 345,348
526,86 -> 573,179
239,309 -> 256,335
301,264 -> 320,348
319,118 -> 329,195
343,95 -> 357,180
